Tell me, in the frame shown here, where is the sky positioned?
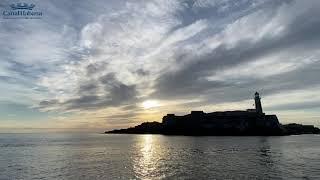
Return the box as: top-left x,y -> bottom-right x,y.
0,0 -> 320,132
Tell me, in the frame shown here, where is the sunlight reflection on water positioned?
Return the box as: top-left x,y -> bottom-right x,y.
133,135 -> 169,179
134,135 -> 154,178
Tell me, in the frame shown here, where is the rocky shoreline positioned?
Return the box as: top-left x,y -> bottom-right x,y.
105,121 -> 320,136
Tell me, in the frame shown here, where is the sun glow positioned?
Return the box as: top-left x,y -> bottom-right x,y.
142,100 -> 160,109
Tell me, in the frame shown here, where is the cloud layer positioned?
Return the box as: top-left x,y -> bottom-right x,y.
1,0 -> 320,130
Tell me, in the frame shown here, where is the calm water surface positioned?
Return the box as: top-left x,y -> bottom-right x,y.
0,133 -> 319,179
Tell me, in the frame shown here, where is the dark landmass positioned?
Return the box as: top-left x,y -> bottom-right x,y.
281,123 -> 320,135
105,92 -> 320,136
105,112 -> 320,136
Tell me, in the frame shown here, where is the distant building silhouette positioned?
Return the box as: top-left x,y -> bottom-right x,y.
160,91 -> 281,135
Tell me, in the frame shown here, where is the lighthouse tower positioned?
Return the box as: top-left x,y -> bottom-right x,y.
254,92 -> 263,114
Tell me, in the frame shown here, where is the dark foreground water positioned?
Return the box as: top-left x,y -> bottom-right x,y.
0,133 -> 319,180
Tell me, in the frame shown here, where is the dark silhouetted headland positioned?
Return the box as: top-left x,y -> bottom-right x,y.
105,92 -> 320,136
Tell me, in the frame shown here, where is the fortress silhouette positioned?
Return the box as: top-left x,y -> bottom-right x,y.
106,92 -> 320,135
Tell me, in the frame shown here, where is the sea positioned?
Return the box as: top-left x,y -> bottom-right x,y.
0,133 -> 319,180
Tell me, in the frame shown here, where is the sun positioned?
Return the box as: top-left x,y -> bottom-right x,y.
142,100 -> 160,109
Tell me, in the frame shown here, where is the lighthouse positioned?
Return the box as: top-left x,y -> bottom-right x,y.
254,92 -> 263,114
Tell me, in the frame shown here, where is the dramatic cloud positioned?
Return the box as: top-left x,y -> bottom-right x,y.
1,0 -> 320,130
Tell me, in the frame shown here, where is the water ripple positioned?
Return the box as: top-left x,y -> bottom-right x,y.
0,134 -> 319,179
